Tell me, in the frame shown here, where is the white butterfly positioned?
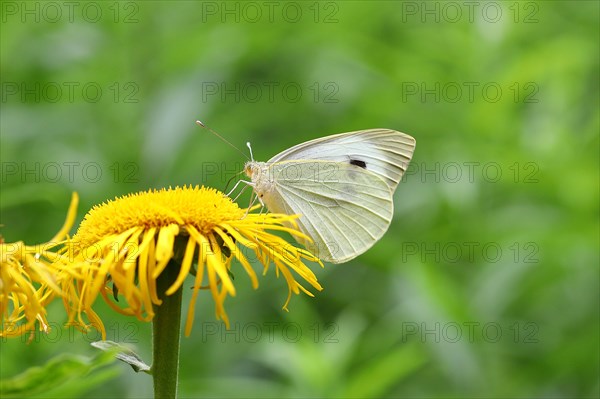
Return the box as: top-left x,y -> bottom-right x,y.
244,129 -> 416,263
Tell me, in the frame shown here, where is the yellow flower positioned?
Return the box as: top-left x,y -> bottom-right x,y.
65,185 -> 322,337
0,193 -> 79,338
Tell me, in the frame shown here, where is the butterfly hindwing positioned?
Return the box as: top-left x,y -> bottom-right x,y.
260,160 -> 393,263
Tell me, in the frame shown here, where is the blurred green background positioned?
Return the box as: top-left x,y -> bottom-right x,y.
1,1 -> 598,398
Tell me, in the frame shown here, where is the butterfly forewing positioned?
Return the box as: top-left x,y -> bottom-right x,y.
268,129 -> 416,192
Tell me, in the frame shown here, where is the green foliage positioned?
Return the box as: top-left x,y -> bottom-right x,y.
1,1 -> 598,398
0,350 -> 118,398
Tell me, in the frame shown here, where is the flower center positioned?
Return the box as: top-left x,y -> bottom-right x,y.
73,186 -> 244,247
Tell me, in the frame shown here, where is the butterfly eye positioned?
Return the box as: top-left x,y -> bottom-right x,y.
349,159 -> 367,169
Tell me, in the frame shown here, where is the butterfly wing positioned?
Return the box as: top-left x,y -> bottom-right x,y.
267,129 -> 416,192
260,160 -> 393,263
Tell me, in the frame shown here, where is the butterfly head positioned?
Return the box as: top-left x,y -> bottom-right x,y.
244,161 -> 257,178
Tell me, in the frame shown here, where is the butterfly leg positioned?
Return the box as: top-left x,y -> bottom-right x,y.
225,178 -> 253,198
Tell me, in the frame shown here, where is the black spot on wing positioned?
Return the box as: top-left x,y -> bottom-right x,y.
349,159 -> 367,169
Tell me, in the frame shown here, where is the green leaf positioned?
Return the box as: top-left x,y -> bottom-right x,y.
91,340 -> 151,374
0,351 -> 117,398
336,342 -> 427,398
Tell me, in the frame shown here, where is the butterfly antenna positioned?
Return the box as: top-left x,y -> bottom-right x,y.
246,142 -> 255,162
195,120 -> 249,160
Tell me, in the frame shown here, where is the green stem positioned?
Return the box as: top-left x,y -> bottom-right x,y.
152,261 -> 183,399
